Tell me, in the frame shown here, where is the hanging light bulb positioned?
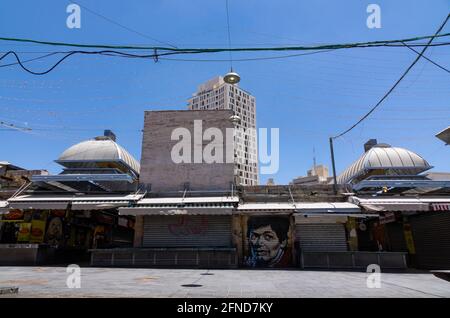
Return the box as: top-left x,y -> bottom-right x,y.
224,68 -> 240,84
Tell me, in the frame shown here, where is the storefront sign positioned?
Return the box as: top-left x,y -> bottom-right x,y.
30,220 -> 46,243
17,223 -> 32,242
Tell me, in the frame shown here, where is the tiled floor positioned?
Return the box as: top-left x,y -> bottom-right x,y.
0,266 -> 449,298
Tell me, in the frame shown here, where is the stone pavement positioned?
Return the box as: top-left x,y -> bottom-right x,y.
0,266 -> 449,298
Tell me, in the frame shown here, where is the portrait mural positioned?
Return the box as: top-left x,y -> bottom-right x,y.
244,216 -> 293,267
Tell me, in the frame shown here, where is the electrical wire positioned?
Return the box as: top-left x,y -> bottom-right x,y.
0,50 -> 160,75
1,36 -> 450,75
0,52 -> 59,68
0,33 -> 449,52
0,120 -> 32,132
0,51 -> 80,75
332,13 -> 450,139
225,0 -> 233,69
158,49 -> 338,62
401,41 -> 450,74
66,0 -> 178,49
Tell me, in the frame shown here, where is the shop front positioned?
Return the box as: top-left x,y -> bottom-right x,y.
90,196 -> 239,268
0,194 -> 140,265
349,196 -> 450,269
290,202 -> 402,269
408,200 -> 450,269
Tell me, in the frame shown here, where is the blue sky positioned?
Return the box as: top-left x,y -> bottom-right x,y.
0,0 -> 449,184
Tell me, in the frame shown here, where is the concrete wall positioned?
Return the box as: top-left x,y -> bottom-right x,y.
240,184 -> 351,203
140,110 -> 235,192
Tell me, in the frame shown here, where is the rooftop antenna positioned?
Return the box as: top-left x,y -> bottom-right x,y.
313,146 -> 317,170
223,0 -> 240,85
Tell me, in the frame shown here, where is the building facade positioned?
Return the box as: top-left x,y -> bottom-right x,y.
139,110 -> 235,192
338,139 -> 450,270
0,131 -> 140,265
291,164 -> 331,185
188,76 -> 259,186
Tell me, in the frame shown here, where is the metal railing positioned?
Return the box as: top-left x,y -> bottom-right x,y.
300,251 -> 408,269
90,247 -> 238,268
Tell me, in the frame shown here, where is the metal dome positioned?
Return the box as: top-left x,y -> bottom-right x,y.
337,144 -> 432,185
57,137 -> 140,175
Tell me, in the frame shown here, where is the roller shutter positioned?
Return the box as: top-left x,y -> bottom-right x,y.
143,215 -> 232,247
386,222 -> 407,252
296,223 -> 348,252
409,212 -> 450,269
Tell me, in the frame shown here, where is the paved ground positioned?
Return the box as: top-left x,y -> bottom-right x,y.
0,266 -> 449,298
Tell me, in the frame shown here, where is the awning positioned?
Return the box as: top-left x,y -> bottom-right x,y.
236,202 -> 296,213
236,202 -> 361,216
295,213 -> 378,219
70,194 -> 143,210
293,202 -> 364,223
32,173 -> 135,184
8,194 -> 144,210
119,207 -> 233,216
119,196 -> 239,216
71,201 -> 131,210
349,196 -> 432,212
295,202 -> 361,213
136,196 -> 239,205
8,200 -> 69,210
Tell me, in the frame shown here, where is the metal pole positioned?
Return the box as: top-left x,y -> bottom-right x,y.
329,137 -> 338,194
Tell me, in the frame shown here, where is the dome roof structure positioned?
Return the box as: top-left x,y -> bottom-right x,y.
337,144 -> 432,185
56,136 -> 140,176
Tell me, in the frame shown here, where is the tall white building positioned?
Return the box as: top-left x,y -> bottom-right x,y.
188,76 -> 259,186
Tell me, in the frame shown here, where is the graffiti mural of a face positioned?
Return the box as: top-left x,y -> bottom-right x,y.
246,217 -> 291,267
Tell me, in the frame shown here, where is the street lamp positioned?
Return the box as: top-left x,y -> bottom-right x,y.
329,137 -> 338,194
229,114 -> 241,125
229,115 -> 241,186
224,69 -> 240,85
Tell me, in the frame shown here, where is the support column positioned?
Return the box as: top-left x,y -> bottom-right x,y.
231,214 -> 243,266
133,215 -> 144,247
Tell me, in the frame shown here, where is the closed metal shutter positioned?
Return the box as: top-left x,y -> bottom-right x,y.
410,212 -> 450,269
386,223 -> 407,252
143,215 -> 232,247
296,223 -> 348,252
